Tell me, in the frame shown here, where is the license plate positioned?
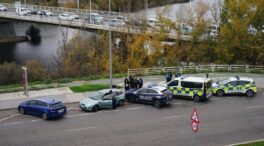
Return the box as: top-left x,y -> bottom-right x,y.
58,109 -> 64,113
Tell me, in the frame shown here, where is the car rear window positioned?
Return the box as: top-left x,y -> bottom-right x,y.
49,102 -> 64,109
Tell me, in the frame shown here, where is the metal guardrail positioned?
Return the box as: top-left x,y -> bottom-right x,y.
0,11 -> 141,33
128,65 -> 264,76
1,3 -> 133,17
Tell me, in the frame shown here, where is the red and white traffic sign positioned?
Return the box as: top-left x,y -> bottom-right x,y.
191,108 -> 199,123
191,121 -> 199,132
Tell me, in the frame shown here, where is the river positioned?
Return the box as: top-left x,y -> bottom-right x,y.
0,21 -> 93,70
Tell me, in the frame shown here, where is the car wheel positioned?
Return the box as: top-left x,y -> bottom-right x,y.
118,100 -> 125,106
193,95 -> 200,102
216,90 -> 225,97
42,113 -> 48,120
246,90 -> 254,97
154,100 -> 161,109
19,108 -> 25,115
92,105 -> 99,112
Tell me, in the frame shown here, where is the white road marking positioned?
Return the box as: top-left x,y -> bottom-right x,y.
162,115 -> 185,120
246,105 -> 264,109
225,138 -> 264,146
126,107 -> 145,110
66,126 -> 95,132
0,114 -> 20,122
66,113 -> 94,118
4,121 -> 25,126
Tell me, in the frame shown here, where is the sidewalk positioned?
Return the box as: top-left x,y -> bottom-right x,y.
0,73 -> 263,110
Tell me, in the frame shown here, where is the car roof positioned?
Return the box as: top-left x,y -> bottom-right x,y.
173,76 -> 210,83
36,97 -> 60,104
228,76 -> 254,82
98,88 -> 121,94
151,86 -> 167,92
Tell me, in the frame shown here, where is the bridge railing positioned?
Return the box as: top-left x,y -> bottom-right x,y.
1,3 -> 133,17
128,65 -> 264,76
0,12 -> 141,34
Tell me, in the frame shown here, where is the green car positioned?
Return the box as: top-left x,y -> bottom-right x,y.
212,76 -> 257,97
79,89 -> 125,112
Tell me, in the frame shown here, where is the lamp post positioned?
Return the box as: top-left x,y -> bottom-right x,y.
22,67 -> 29,97
89,0 -> 91,23
108,0 -> 112,89
145,0 -> 148,18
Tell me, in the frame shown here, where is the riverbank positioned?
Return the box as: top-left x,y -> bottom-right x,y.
0,36 -> 28,43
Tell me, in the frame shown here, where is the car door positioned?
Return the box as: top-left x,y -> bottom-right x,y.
100,94 -> 113,109
226,81 -> 238,94
147,89 -> 159,104
35,101 -> 48,117
27,100 -> 38,116
237,81 -> 249,93
138,88 -> 149,103
167,80 -> 179,95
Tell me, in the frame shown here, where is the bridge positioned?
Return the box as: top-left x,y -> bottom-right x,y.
0,3 -> 194,41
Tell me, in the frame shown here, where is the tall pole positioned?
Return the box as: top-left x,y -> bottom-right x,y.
89,0 -> 91,23
77,0 -> 80,13
145,0 -> 148,18
22,67 -> 29,97
109,0 -> 112,89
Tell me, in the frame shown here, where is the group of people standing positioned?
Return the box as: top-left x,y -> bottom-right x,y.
165,71 -> 182,83
124,76 -> 143,91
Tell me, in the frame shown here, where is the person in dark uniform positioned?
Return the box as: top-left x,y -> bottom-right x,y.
124,78 -> 129,91
134,78 -> 139,89
112,91 -> 117,109
165,72 -> 170,83
168,71 -> 172,82
139,78 -> 143,88
129,75 -> 134,89
175,72 -> 182,77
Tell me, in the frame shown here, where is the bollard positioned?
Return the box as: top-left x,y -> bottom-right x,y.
206,73 -> 209,78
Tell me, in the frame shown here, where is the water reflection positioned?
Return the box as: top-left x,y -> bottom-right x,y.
0,20 -> 93,70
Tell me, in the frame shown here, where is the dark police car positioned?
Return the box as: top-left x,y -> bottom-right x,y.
18,97 -> 67,120
125,86 -> 173,108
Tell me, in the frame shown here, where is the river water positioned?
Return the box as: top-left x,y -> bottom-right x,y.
0,0 -> 220,70
0,21 -> 92,70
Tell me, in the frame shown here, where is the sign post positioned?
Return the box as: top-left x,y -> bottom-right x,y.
22,67 -> 29,97
191,108 -> 200,146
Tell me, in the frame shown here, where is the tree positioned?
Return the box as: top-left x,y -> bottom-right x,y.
26,25 -> 41,45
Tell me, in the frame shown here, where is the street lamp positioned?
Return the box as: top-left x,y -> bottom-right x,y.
90,0 -> 91,24
108,0 -> 112,89
145,0 -> 148,18
22,67 -> 29,97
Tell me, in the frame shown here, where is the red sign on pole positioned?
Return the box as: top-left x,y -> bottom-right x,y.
191,108 -> 199,123
191,121 -> 199,132
191,108 -> 200,133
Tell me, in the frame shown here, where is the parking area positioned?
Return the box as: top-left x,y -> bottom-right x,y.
0,92 -> 264,146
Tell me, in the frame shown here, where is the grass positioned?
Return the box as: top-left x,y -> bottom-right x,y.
70,84 -> 118,93
0,73 -> 127,93
237,140 -> 264,146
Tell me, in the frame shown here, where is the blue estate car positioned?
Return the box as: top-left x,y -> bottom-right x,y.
125,86 -> 173,108
18,97 -> 67,120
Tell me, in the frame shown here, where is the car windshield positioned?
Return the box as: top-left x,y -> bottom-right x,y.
89,92 -> 104,100
219,79 -> 230,85
49,102 -> 64,109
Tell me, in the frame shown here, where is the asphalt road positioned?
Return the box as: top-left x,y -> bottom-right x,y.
0,93 -> 264,146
